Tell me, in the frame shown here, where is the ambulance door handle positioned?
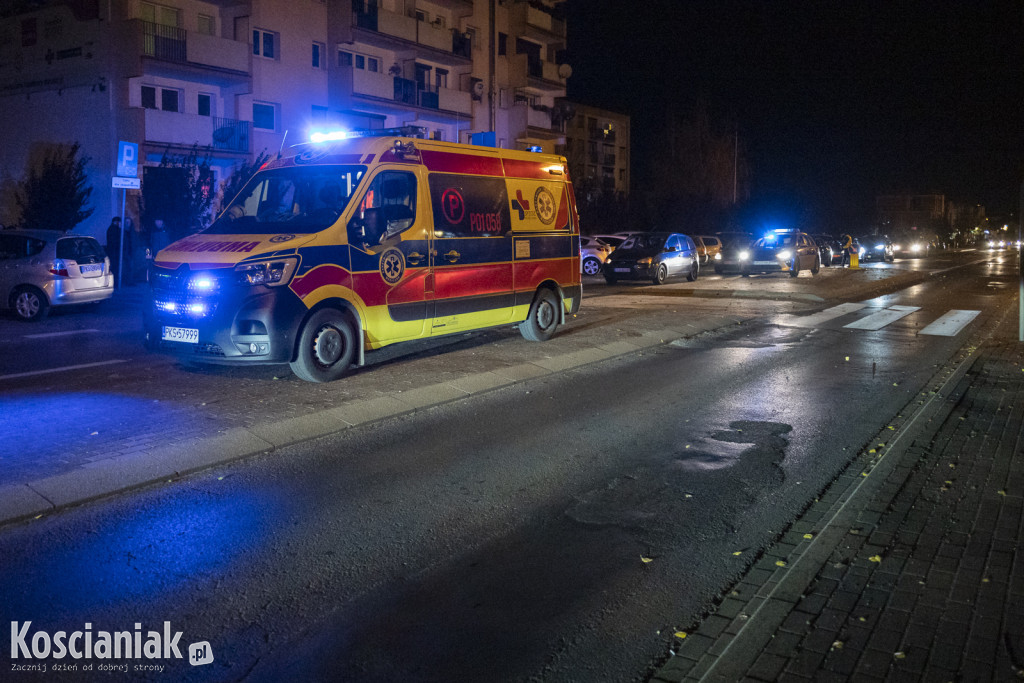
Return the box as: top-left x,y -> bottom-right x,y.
407,251 -> 424,265
444,250 -> 461,263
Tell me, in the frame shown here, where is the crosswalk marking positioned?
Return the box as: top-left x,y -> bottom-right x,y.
791,303 -> 866,327
843,305 -> 920,330
920,309 -> 980,337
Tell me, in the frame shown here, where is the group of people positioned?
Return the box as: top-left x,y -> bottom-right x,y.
105,216 -> 170,286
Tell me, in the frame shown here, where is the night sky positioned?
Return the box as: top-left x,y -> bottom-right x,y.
566,0 -> 1024,226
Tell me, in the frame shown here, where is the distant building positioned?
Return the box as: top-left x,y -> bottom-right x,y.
558,101 -> 629,201
0,0 -> 569,240
876,194 -> 948,237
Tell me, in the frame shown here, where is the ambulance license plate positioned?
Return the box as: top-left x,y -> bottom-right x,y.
162,326 -> 199,344
614,268 -> 631,273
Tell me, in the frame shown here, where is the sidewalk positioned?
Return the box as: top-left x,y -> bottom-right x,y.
652,304 -> 1024,681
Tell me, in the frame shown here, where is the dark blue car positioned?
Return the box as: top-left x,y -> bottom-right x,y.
602,232 -> 700,285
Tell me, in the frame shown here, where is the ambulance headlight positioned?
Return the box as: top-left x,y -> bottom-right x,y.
777,250 -> 792,260
235,257 -> 299,287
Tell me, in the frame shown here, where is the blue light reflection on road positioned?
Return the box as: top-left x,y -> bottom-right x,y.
0,489 -> 272,619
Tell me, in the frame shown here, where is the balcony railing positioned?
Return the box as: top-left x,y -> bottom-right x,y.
141,108 -> 250,153
142,21 -> 185,62
211,117 -> 250,153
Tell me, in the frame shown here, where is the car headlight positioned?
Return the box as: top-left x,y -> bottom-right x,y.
911,243 -> 922,252
636,257 -> 652,266
875,243 -> 885,250
777,250 -> 792,260
739,251 -> 750,261
714,252 -> 722,260
235,257 -> 299,287
858,247 -> 866,255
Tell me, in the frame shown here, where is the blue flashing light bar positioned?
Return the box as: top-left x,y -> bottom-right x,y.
308,125 -> 429,143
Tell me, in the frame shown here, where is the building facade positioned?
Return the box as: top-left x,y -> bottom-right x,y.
558,101 -> 629,201
0,0 -> 569,241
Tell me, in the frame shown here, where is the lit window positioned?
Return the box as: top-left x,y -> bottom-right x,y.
197,13 -> 215,36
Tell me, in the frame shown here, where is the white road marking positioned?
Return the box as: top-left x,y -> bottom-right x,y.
23,329 -> 100,339
790,303 -> 866,327
0,359 -> 126,381
843,305 -> 920,330
919,309 -> 981,337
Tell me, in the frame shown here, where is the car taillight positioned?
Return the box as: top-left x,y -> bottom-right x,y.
48,259 -> 69,277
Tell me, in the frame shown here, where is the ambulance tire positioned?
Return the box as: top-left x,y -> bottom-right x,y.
290,308 -> 356,382
652,264 -> 668,285
520,288 -> 559,342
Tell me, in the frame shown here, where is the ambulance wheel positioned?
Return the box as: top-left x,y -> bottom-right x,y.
290,309 -> 356,382
686,261 -> 699,282
652,264 -> 668,285
520,289 -> 559,342
582,257 -> 602,276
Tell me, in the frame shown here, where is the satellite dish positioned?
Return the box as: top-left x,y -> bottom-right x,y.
212,127 -> 235,143
557,63 -> 572,79
472,81 -> 485,95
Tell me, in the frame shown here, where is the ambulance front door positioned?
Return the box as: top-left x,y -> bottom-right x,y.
346,169 -> 433,341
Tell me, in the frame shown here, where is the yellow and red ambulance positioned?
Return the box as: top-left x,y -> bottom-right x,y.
143,129 -> 582,382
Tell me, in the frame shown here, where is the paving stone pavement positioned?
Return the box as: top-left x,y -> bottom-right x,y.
652,308 -> 1024,682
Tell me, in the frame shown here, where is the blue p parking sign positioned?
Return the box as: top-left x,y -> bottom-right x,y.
117,141 -> 138,178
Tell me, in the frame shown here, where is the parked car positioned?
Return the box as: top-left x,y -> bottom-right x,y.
602,232 -> 700,285
857,235 -> 895,262
810,233 -> 838,267
693,235 -> 722,265
0,229 -> 113,321
580,235 -> 614,276
736,230 -> 820,277
592,233 -> 631,249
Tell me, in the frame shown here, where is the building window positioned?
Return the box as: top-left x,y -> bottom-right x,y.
312,42 -> 325,69
253,28 -> 276,59
497,32 -> 507,56
140,2 -> 179,27
141,84 -> 180,112
197,13 -> 215,36
465,26 -> 478,51
435,68 -> 448,89
198,93 -> 212,116
339,50 -> 378,72
253,102 -> 276,130
415,9 -> 427,22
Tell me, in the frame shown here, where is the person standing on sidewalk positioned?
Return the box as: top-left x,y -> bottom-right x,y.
105,217 -> 122,284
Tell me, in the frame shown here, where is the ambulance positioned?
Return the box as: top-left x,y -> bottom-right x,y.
143,128 -> 582,382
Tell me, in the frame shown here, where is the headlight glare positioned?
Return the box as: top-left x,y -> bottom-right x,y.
777,250 -> 792,260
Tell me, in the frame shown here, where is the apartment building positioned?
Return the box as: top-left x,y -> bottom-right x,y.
876,194 -> 948,236
0,0 -> 569,240
559,101 -> 629,200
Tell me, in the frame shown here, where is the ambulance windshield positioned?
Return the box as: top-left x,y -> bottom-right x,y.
207,165 -> 366,234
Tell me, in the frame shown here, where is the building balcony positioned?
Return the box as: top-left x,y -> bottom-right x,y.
509,102 -> 562,141
329,67 -> 471,117
137,108 -> 250,153
125,19 -> 249,82
352,3 -> 472,66
507,53 -> 566,93
510,0 -> 566,44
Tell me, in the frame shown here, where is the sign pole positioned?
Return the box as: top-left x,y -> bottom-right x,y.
118,188 -> 126,288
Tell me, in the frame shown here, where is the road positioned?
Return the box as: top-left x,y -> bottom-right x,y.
0,249 -> 1017,682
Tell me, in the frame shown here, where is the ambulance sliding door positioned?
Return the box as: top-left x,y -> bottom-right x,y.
426,173 -> 515,333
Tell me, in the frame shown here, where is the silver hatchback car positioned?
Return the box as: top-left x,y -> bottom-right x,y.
0,229 -> 113,320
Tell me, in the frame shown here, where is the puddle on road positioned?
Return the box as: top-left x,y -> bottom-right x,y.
670,324 -> 815,350
565,421 -> 792,544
